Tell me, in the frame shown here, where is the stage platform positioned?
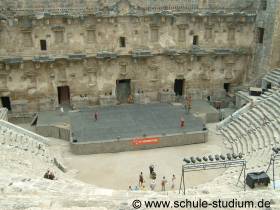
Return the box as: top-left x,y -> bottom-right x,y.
191,100 -> 220,123
36,103 -> 208,154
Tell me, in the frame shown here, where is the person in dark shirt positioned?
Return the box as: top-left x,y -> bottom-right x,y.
44,170 -> 50,179
139,172 -> 144,187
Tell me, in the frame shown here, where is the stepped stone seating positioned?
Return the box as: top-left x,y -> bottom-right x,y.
263,68 -> 280,86
217,83 -> 280,188
220,88 -> 280,156
1,86 -> 280,208
1,121 -> 280,209
260,87 -> 279,99
0,108 -> 8,121
0,120 -> 66,168
213,71 -> 280,199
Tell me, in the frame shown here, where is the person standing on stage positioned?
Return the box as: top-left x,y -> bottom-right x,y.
186,95 -> 192,113
180,116 -> 185,128
94,111 -> 99,121
60,106 -> 64,116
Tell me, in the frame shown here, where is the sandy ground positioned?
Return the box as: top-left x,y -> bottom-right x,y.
48,123 -> 229,191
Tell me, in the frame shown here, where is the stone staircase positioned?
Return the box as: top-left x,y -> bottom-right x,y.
1,130 -> 280,210
0,119 -> 66,171
263,68 -> 280,86
0,107 -> 8,121
217,88 -> 280,184
220,90 -> 280,155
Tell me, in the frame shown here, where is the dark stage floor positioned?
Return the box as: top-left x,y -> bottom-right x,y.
37,103 -> 204,142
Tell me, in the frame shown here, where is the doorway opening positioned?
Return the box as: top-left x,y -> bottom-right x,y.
116,79 -> 131,103
57,86 -> 70,105
224,83 -> 230,93
1,96 -> 11,111
267,82 -> 272,89
193,35 -> 199,45
174,79 -> 185,96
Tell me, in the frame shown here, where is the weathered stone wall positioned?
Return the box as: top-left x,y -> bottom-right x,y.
0,0 -> 257,112
0,54 -> 253,112
270,5 -> 280,69
71,130 -> 208,154
0,0 -> 257,13
0,108 -> 8,121
0,14 -> 255,55
250,0 -> 280,81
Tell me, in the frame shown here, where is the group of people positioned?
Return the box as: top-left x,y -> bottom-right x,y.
43,170 -> 56,180
129,165 -> 176,192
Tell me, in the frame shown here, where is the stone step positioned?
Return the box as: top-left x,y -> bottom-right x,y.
232,122 -> 250,154
264,122 -> 276,146
227,124 -> 245,154
267,88 -> 276,94
242,113 -> 261,149
260,94 -> 269,99
221,130 -> 237,153
227,127 -> 243,153
261,91 -> 273,98
253,108 -> 272,148
235,119 -> 255,152
250,108 -> 263,126
268,97 -> 280,112
270,70 -> 280,78
265,74 -> 279,84
0,127 -> 54,165
257,105 -> 273,121
266,99 -> 280,116
259,102 -> 277,119
246,111 -> 261,129
271,120 -> 280,144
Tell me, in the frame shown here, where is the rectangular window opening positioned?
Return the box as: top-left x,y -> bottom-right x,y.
119,37 -> 126,48
257,27 -> 265,44
261,0 -> 267,10
40,40 -> 47,51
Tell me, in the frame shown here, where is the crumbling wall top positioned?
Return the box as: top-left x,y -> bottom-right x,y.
0,0 -> 258,18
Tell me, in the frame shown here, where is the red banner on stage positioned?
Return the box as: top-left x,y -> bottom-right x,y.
132,137 -> 160,146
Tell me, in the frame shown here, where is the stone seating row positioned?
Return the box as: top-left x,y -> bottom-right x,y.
0,108 -> 8,121
221,90 -> 280,155
0,124 -> 52,163
263,68 -> 280,86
